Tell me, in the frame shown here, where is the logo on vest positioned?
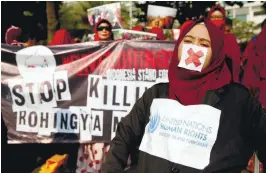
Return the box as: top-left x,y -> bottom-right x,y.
148,111 -> 160,133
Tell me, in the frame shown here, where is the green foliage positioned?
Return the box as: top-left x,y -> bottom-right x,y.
59,2 -> 143,32
163,30 -> 173,40
120,2 -> 145,29
232,18 -> 260,44
23,11 -> 34,16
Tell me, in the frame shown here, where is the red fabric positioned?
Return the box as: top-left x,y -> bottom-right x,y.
5,25 -> 22,45
224,33 -> 241,83
168,18 -> 231,105
242,26 -> 266,107
49,29 -> 74,45
243,40 -> 256,62
211,20 -> 225,29
94,19 -> 113,41
149,27 -> 166,40
132,26 -> 144,32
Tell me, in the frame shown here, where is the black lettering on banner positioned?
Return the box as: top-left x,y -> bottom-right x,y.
40,112 -> 49,128
70,113 -> 78,129
103,85 -> 108,105
40,81 -> 53,102
123,86 -> 130,106
53,112 -> 57,129
18,111 -> 26,125
60,113 -> 68,130
135,87 -> 140,101
80,113 -> 89,130
89,77 -> 99,98
26,83 -> 35,104
12,85 -> 25,106
112,86 -> 119,106
93,115 -> 101,131
113,116 -> 120,132
56,79 -> 66,100
145,87 -> 149,91
28,111 -> 38,127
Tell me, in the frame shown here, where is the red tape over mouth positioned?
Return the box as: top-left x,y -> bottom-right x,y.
185,48 -> 204,67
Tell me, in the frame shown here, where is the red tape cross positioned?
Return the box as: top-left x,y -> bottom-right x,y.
185,48 -> 204,67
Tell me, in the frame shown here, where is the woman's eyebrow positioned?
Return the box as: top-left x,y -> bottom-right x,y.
184,35 -> 194,39
199,38 -> 211,44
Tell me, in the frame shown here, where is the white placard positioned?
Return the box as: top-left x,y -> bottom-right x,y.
111,111 -> 126,140
139,98 -> 221,169
91,110 -> 104,136
53,70 -> 71,101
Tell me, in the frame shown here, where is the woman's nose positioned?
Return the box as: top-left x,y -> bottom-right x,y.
192,39 -> 200,46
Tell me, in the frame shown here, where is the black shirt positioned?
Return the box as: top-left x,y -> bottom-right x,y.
103,83 -> 266,173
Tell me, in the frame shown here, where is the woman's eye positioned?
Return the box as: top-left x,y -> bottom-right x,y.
200,43 -> 210,47
184,39 -> 192,43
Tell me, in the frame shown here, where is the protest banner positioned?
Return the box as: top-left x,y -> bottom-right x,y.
112,29 -> 157,40
1,40 -> 175,143
87,3 -> 122,29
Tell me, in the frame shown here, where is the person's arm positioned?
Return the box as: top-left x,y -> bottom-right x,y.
245,94 -> 266,172
103,88 -> 153,173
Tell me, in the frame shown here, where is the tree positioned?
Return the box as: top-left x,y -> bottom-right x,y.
232,18 -> 259,44
46,1 -> 59,42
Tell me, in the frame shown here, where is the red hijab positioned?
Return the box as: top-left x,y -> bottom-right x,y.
180,20 -> 193,33
168,18 -> 231,105
242,26 -> 266,107
94,19 -> 113,41
149,27 -> 166,40
49,29 -> 74,45
208,5 -> 226,19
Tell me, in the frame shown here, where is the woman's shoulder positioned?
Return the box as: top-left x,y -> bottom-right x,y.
218,82 -> 250,99
143,82 -> 169,100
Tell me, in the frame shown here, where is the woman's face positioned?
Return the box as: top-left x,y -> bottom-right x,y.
97,22 -> 112,40
178,24 -> 212,70
210,10 -> 224,20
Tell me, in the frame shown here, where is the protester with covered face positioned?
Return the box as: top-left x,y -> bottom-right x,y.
208,5 -> 241,83
103,18 -> 266,173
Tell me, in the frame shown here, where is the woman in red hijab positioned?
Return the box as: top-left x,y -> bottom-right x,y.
76,19 -> 115,173
94,19 -> 114,41
49,29 -> 74,45
208,5 -> 241,83
103,18 -> 266,173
